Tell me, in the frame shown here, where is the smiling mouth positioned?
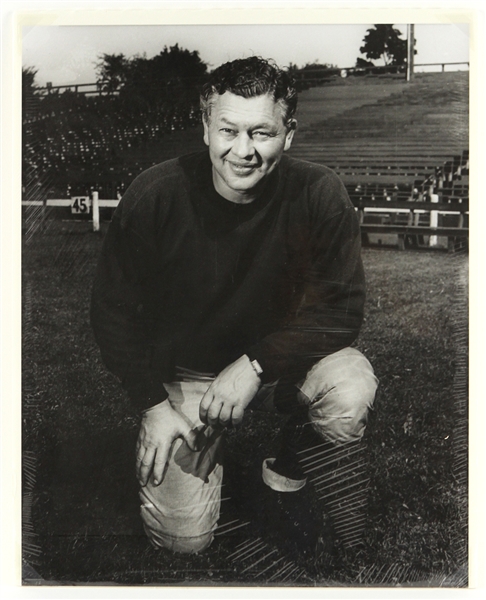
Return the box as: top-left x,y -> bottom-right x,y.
227,161 -> 257,175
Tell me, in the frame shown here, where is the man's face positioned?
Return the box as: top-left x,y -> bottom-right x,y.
203,92 -> 296,203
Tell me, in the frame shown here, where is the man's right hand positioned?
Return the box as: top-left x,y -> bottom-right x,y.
136,400 -> 198,487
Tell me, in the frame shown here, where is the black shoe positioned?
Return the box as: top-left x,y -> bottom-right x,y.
227,457 -> 336,572
257,458 -> 327,564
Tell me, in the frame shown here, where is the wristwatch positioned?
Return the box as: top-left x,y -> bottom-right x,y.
250,359 -> 263,376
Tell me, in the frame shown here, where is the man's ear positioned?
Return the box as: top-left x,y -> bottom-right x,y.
202,115 -> 210,147
284,119 -> 297,151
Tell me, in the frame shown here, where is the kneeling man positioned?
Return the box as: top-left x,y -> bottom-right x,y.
91,57 -> 378,557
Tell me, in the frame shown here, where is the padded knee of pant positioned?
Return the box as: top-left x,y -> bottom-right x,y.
301,348 -> 378,443
321,372 -> 377,414
144,522 -> 214,554
307,383 -> 376,443
140,501 -> 215,554
309,411 -> 367,444
302,348 -> 378,412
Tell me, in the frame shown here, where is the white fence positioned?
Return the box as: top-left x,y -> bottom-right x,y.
22,194 -> 467,243
22,193 -> 119,232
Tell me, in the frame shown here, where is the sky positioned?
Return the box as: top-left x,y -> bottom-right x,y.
22,23 -> 470,87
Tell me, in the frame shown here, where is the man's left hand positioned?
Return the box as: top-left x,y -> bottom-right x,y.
199,355 -> 262,428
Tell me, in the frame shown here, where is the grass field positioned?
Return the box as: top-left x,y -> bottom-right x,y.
22,219 -> 468,586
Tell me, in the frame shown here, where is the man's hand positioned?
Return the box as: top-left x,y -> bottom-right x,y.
199,355 -> 262,429
136,400 -> 198,487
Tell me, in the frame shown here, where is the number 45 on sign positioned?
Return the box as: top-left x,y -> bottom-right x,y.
71,196 -> 91,214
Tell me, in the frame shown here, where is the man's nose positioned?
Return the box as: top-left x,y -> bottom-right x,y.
231,133 -> 254,159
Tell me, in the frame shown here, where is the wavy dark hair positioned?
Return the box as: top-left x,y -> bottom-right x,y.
200,56 -> 297,124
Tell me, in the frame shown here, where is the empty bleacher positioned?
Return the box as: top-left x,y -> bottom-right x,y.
23,71 -> 469,249
287,72 -> 469,249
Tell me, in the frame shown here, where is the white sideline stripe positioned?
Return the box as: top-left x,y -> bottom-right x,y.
22,199 -> 120,208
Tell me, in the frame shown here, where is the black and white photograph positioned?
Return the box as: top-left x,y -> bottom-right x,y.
7,3 -> 478,589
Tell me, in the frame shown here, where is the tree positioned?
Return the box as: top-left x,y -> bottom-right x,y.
355,57 -> 375,69
22,66 -> 40,119
359,25 -> 413,66
95,45 -> 208,105
22,66 -> 38,92
299,61 -> 338,71
95,53 -> 130,93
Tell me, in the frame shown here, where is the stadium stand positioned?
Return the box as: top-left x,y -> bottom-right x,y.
23,71 -> 468,250
286,72 -> 469,249
22,90 -> 203,199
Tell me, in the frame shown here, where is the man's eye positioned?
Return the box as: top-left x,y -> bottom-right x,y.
253,131 -> 271,138
220,128 -> 235,135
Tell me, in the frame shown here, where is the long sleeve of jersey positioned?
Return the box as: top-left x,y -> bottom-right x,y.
90,184 -> 171,411
246,196 -> 365,388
